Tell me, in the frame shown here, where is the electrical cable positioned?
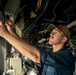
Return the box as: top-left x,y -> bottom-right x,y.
18,5 -> 27,13
52,0 -> 61,20
23,0 -> 51,33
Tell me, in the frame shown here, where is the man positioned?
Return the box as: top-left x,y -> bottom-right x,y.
0,20 -> 75,75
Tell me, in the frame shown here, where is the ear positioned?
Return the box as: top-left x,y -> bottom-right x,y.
62,37 -> 68,43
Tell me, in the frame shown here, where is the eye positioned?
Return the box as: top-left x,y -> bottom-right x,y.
54,31 -> 61,36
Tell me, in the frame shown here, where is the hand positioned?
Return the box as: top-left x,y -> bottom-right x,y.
5,20 -> 15,34
0,20 -> 9,37
5,20 -> 19,37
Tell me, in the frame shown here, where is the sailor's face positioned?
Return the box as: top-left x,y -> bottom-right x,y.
48,28 -> 65,45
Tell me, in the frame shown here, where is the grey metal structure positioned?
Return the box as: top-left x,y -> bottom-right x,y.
0,37 -> 7,74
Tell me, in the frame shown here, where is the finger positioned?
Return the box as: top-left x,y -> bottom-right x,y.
5,20 -> 13,26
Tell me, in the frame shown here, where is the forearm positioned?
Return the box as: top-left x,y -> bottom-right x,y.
3,32 -> 40,63
10,30 -> 20,38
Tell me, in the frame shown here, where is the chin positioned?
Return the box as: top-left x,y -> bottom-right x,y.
48,41 -> 52,45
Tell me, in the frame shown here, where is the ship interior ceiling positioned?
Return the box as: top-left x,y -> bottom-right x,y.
0,0 -> 76,75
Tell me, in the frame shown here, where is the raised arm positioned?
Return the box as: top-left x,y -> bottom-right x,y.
0,21 -> 40,63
